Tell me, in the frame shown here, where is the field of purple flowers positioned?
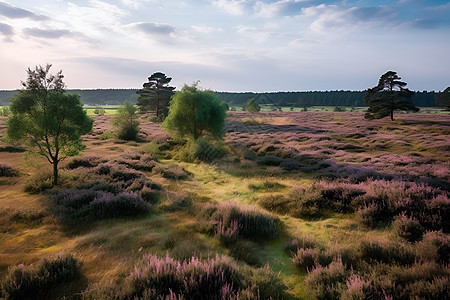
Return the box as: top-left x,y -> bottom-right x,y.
0,111 -> 449,299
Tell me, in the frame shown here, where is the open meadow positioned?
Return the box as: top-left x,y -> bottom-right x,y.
0,111 -> 449,299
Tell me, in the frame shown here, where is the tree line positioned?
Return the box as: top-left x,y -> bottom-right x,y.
0,89 -> 443,108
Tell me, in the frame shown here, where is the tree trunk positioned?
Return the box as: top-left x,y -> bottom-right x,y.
390,109 -> 394,121
53,160 -> 58,186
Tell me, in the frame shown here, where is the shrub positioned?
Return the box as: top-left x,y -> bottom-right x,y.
291,248 -> 318,271
280,158 -> 301,171
84,253 -> 285,299
24,169 -> 57,193
256,155 -> 283,166
284,237 -> 320,254
53,189 -> 151,224
153,164 -> 191,180
214,219 -> 240,246
0,162 -> 18,177
176,138 -> 226,163
304,260 -> 351,300
115,150 -> 157,171
112,101 -> 140,141
360,239 -> 416,266
74,162 -> 155,193
393,214 -> 424,242
229,240 -> 262,267
1,254 -> 81,299
258,194 -> 292,214
212,203 -> 277,240
66,156 -> 103,169
97,130 -> 116,140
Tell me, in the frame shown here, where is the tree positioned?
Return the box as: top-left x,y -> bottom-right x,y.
435,87 -> 450,110
364,71 -> 419,121
112,100 -> 140,140
136,72 -> 175,119
7,64 -> 93,186
163,83 -> 227,140
246,98 -> 260,113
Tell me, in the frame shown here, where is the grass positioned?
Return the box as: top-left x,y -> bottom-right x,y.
0,111 -> 448,299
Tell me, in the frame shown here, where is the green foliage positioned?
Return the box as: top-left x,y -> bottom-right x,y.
6,64 -> 93,186
435,86 -> 450,110
93,107 -> 105,115
0,106 -> 9,116
365,71 -> 419,121
111,100 -> 140,140
163,83 -> 227,140
136,72 -> 175,118
1,254 -> 81,299
245,98 -> 260,113
176,138 -> 227,162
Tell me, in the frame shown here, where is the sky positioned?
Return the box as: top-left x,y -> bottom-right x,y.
0,0 -> 449,92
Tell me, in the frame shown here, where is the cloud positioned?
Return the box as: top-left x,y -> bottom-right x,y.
130,22 -> 178,43
133,22 -> 175,36
0,22 -> 13,35
302,4 -> 397,36
254,0 -> 306,18
0,1 -> 47,20
212,0 -> 253,16
121,0 -> 156,9
399,19 -> 439,30
23,27 -> 74,39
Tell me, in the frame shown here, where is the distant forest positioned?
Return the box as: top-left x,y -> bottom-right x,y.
0,89 -> 439,107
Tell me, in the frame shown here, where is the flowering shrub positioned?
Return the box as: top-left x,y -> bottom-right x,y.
212,203 -> 278,240
304,260 -> 351,300
393,214 -> 424,242
1,254 -> 81,299
84,253 -> 286,299
291,248 -> 318,271
53,189 -> 151,225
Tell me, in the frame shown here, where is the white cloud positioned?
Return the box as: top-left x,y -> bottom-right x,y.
212,0 -> 252,16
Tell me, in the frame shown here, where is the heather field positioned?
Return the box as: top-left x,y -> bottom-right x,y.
0,111 -> 449,299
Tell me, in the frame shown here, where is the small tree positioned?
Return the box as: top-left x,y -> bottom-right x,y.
246,98 -> 260,113
163,83 -> 226,140
136,72 -> 175,119
111,101 -> 140,140
365,71 -> 419,121
7,64 -> 93,186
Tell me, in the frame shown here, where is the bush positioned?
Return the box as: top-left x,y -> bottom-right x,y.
53,189 -> 151,224
66,156 -> 103,169
212,203 -> 278,240
177,138 -> 227,163
24,169 -> 57,193
115,150 -> 157,171
75,162 -> 154,193
112,101 -> 140,141
1,254 -> 81,299
393,214 -> 424,242
229,240 -> 262,267
88,254 -> 243,299
256,155 -> 283,166
360,239 -> 416,266
291,248 -> 318,271
304,260 -> 351,300
84,253 -> 286,300
153,164 -> 191,180
0,162 -> 18,177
